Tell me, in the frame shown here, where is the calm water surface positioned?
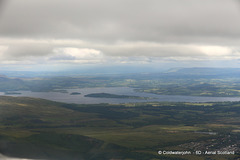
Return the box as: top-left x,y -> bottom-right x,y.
1,87 -> 240,104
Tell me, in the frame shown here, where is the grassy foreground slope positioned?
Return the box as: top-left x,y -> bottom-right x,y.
0,96 -> 240,160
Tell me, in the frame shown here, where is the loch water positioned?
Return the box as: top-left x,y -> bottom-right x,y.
1,87 -> 240,104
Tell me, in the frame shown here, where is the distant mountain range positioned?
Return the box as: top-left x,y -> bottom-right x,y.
166,67 -> 240,75
1,67 -> 240,78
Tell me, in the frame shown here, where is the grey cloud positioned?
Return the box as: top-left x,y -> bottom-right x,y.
0,38 -> 237,63
0,0 -> 6,11
0,0 -> 240,45
0,0 -> 240,64
98,44 -> 206,57
48,54 -> 76,61
5,43 -> 53,60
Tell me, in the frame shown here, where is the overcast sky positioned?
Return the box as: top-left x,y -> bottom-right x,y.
0,0 -> 240,72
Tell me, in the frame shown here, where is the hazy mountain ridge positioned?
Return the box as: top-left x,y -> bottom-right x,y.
165,67 -> 240,76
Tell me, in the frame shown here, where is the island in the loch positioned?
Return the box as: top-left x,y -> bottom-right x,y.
70,92 -> 81,95
84,92 -> 150,99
